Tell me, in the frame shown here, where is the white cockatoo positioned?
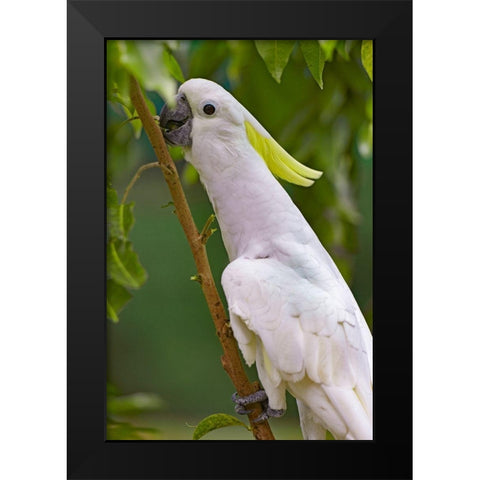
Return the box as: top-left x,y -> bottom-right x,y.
159,78 -> 372,440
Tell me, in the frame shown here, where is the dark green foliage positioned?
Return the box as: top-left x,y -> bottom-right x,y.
107,186 -> 135,240
106,280 -> 132,324
106,185 -> 147,322
106,384 -> 164,439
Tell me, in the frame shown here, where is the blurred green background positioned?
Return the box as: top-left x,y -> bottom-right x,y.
106,39 -> 372,440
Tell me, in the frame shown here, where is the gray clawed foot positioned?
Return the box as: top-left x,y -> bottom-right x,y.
253,405 -> 285,423
231,390 -> 268,406
234,404 -> 253,415
231,390 -> 285,422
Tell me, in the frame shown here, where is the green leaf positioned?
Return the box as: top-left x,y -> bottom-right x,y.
118,101 -> 133,120
109,82 -> 132,114
107,279 -> 132,322
107,186 -> 122,239
121,203 -> 135,237
107,392 -> 164,414
106,301 -> 119,323
319,40 -> 338,61
128,108 -> 143,139
107,239 -> 147,289
254,40 -> 296,83
300,40 -> 326,89
120,98 -> 155,140
107,186 -> 135,240
168,145 -> 184,161
107,184 -> 119,207
361,40 -> 373,81
182,163 -> 199,185
117,40 -> 177,106
107,41 -> 130,107
163,48 -> 185,83
192,413 -> 249,440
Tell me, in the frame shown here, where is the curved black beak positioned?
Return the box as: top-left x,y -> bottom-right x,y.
158,94 -> 193,147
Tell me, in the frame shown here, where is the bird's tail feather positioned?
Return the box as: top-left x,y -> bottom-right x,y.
322,384 -> 372,440
297,400 -> 327,440
292,381 -> 372,440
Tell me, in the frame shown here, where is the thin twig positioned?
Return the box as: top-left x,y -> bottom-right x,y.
121,162 -> 160,204
199,214 -> 217,244
128,74 -> 275,440
113,116 -> 141,136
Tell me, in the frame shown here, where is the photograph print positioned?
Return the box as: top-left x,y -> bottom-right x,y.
106,39 -> 373,441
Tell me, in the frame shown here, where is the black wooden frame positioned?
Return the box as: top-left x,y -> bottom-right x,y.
67,1 -> 412,478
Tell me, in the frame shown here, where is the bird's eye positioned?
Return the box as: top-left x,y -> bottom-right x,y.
203,104 -> 216,115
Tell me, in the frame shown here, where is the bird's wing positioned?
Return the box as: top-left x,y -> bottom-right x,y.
222,256 -> 372,439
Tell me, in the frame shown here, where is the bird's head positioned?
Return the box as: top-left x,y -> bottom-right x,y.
159,78 -> 322,187
158,78 -> 243,147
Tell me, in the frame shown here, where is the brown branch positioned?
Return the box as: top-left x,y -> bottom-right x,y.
128,74 -> 275,440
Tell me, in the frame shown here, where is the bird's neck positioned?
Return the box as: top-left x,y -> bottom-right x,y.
186,146 -> 307,260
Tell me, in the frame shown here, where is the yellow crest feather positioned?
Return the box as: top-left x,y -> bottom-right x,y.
245,121 -> 322,187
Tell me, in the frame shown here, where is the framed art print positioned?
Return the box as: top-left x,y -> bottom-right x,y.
68,1 -> 412,478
